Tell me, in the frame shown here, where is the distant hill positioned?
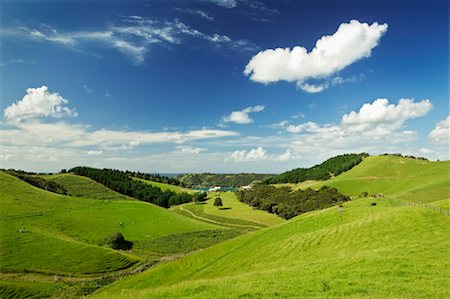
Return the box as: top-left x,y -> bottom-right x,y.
293,155 -> 450,205
267,153 -> 368,184
177,173 -> 273,187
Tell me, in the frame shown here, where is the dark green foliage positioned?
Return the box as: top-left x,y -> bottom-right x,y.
267,153 -> 369,184
177,173 -> 273,188
214,197 -> 223,208
69,166 -> 193,207
127,171 -> 185,187
382,153 -> 429,161
6,169 -> 67,195
236,184 -> 350,219
194,192 -> 208,203
360,191 -> 369,198
107,232 -> 133,250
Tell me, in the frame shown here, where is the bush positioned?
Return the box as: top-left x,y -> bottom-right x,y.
214,197 -> 223,208
107,232 -> 133,250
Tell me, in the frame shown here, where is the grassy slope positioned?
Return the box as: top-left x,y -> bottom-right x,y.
0,172 -> 225,276
291,156 -> 450,205
94,198 -> 450,298
134,178 -> 195,194
202,192 -> 284,227
37,173 -> 131,200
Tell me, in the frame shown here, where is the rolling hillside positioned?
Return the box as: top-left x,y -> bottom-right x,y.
93,197 -> 450,298
36,173 -> 132,200
292,155 -> 450,205
0,172 -> 238,297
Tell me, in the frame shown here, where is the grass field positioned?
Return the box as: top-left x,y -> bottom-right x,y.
133,178 -> 195,194
0,172 -> 242,297
36,173 -> 132,200
202,191 -> 284,227
283,156 -> 449,206
94,197 -> 450,298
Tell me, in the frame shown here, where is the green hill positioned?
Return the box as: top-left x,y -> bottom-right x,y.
134,178 -> 195,194
0,172 -> 238,297
292,155 -> 450,205
36,173 -> 132,200
93,197 -> 450,298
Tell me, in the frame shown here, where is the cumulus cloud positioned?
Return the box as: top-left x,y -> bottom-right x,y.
244,20 -> 388,92
227,146 -> 266,162
342,98 -> 432,131
83,84 -> 93,94
222,105 -> 265,124
3,86 -> 77,123
428,116 -> 450,144
276,149 -> 292,161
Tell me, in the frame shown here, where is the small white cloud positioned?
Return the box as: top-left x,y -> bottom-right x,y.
244,20 -> 388,92
105,90 -> 111,97
222,105 -> 265,124
428,116 -> 450,144
227,146 -> 266,162
210,0 -> 237,8
308,103 -> 316,109
277,149 -> 292,161
87,150 -> 103,155
291,113 -> 305,119
83,84 -> 93,94
3,86 -> 77,123
176,146 -> 207,154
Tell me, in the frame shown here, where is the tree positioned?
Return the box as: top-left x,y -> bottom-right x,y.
194,192 -> 208,203
214,197 -> 223,209
107,232 -> 133,250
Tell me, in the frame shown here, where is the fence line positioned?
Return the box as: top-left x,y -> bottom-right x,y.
401,201 -> 449,217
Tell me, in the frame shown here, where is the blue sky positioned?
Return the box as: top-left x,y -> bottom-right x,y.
0,0 -> 448,173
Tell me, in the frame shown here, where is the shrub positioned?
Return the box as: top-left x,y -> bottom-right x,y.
107,232 -> 133,250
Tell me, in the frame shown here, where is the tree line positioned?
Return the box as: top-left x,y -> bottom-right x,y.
235,184 -> 350,219
266,153 -> 369,184
177,173 -> 274,188
70,167 -> 193,207
126,171 -> 186,187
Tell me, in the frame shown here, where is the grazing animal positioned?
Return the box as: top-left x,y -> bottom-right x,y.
371,203 -> 377,206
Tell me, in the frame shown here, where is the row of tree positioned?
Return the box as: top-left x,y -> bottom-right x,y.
177,173 -> 274,188
235,184 -> 350,219
69,167 -> 193,208
266,153 -> 369,184
126,171 -> 186,187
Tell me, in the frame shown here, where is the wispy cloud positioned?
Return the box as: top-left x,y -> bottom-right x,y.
175,8 -> 214,21
1,16 -> 258,65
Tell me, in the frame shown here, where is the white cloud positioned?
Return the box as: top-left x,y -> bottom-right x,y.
244,20 -> 387,92
3,17 -> 257,65
277,149 -> 292,161
222,105 -> 265,124
175,8 -> 214,21
342,98 -> 432,131
428,116 -> 450,144
87,150 -> 103,155
176,146 -> 207,154
210,0 -> 237,8
3,86 -> 77,123
227,146 -> 267,162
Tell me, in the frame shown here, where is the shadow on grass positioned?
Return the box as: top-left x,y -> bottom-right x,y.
218,207 -> 231,210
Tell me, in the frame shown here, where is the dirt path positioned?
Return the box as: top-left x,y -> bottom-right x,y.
178,205 -> 262,229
